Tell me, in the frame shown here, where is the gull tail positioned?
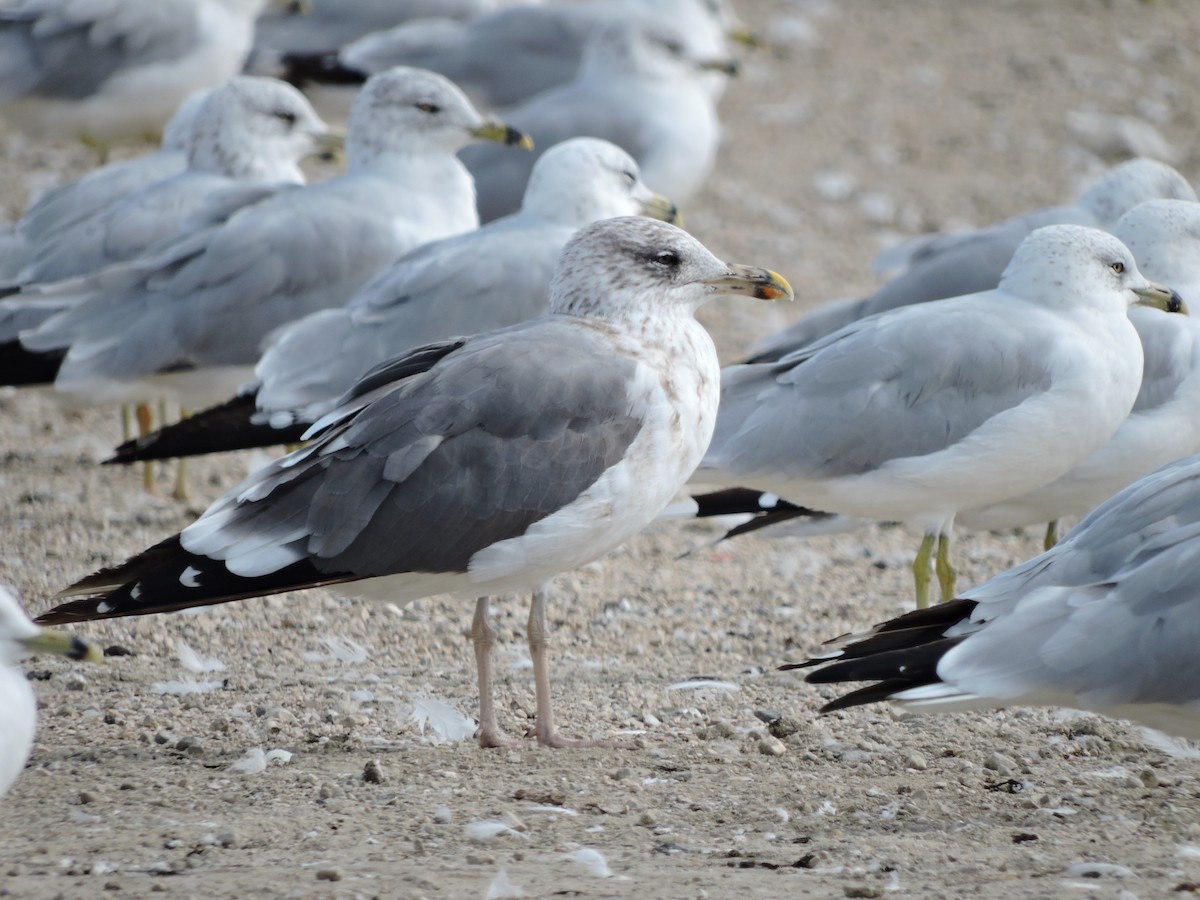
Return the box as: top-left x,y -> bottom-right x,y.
105,391 -> 309,464
0,339 -> 64,386
786,599 -> 975,712
689,487 -> 836,540
35,534 -> 356,625
280,51 -> 369,89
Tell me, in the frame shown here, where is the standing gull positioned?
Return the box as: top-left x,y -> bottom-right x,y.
693,225 -> 1179,608
1,76 -> 334,290
107,137 -> 678,463
2,67 -> 531,414
958,199 -> 1200,541
35,217 -> 792,748
792,454 -> 1200,740
0,0 -> 272,142
276,0 -> 744,113
460,18 -> 732,222
749,158 -> 1196,361
0,586 -> 99,801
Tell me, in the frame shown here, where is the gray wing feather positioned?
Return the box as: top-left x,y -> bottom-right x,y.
709,300 -> 1058,480
189,320 -> 644,577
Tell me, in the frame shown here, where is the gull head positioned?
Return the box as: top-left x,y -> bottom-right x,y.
549,217 -> 792,320
1114,199 -> 1200,308
1078,158 -> 1197,230
346,67 -> 531,167
1001,224 -> 1181,315
186,75 -> 332,181
0,586 -> 100,667
581,20 -> 736,84
522,137 -> 679,227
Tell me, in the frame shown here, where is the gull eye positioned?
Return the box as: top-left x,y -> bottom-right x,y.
650,249 -> 682,270
414,102 -> 441,114
622,170 -> 637,187
1110,261 -> 1125,274
273,109 -> 298,125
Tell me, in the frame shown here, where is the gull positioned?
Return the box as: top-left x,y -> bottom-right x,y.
106,137 -> 679,463
0,585 -> 99,801
2,67 -> 531,415
1,75 -> 334,289
792,453 -> 1200,740
0,88 -> 209,285
461,18 -> 731,223
275,0 -> 744,114
749,158 -> 1197,362
35,216 -> 792,748
693,225 -> 1180,608
0,0 -> 275,142
958,199 -> 1200,543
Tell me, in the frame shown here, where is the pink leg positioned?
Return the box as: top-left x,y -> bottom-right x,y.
472,596 -> 519,749
527,584 -> 629,749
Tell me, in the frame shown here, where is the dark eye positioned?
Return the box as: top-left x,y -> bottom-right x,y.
622,170 -> 637,187
1110,261 -> 1125,274
415,102 -> 441,114
650,249 -> 682,269
273,109 -> 297,125
662,40 -> 685,55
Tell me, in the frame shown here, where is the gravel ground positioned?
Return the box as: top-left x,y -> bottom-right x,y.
3,2 -> 1200,898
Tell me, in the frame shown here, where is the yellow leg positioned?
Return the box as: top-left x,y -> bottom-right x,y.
1043,520 -> 1059,551
935,532 -> 956,602
912,533 -> 935,609
171,407 -> 191,502
135,402 -> 155,493
121,405 -> 132,443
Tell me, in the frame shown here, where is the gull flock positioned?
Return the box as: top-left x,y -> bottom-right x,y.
1,0 -> 1199,854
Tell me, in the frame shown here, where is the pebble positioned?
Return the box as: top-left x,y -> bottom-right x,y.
314,868 -> 342,882
903,752 -> 928,771
362,759 -> 386,784
758,736 -> 787,757
985,752 -> 1018,777
64,673 -> 88,691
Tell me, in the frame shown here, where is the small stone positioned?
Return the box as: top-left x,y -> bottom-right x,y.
64,673 -> 88,691
698,721 -> 736,740
1138,768 -> 1159,789
465,853 -> 494,865
903,752 -> 928,771
638,811 -> 658,827
362,759 -> 386,784
432,805 -> 453,824
984,752 -> 1018,776
314,869 -> 342,882
215,828 -> 236,849
758,735 -> 787,757
844,887 -> 882,899
79,791 -> 99,805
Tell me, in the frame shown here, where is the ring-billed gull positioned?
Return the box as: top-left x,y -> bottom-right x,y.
107,137 -> 679,463
276,0 -> 743,113
693,225 -> 1180,608
461,19 -> 732,223
791,453 -> 1200,740
3,76 -> 334,288
0,0 -> 273,142
958,199 -> 1200,542
0,89 -> 209,285
36,216 -> 792,748
2,67 -> 531,414
749,159 -> 1197,362
0,585 -> 100,801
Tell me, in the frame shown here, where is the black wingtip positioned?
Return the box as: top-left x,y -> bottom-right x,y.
688,487 -> 834,541
0,340 -> 64,386
104,392 -> 308,464
280,50 -> 369,89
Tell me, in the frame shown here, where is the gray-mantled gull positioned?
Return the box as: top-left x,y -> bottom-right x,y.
0,89 -> 208,286
958,199 -> 1200,541
748,158 -> 1197,362
35,216 -> 792,748
792,453 -> 1200,741
692,225 -> 1181,608
275,0 -> 745,115
1,67 -> 532,412
3,76 -> 334,289
0,585 -> 99,801
0,0 -> 272,141
461,18 -> 732,223
106,136 -> 679,463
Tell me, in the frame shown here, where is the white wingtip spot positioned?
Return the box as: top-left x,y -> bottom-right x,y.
130,583 -> 141,600
180,566 -> 202,588
97,601 -> 113,614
